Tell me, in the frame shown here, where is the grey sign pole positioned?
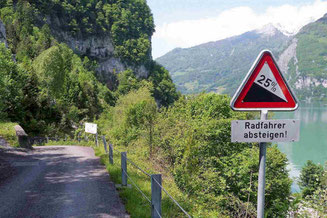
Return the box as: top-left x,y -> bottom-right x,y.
257,109 -> 268,218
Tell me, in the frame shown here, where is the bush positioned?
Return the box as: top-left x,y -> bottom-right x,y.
99,86 -> 157,154
154,93 -> 291,217
299,160 -> 324,197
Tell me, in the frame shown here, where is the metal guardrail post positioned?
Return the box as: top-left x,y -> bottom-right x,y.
78,132 -> 81,143
121,152 -> 127,186
151,174 -> 162,218
109,144 -> 113,164
102,136 -> 108,153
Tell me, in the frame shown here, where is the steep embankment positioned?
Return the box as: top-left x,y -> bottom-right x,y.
157,24 -> 290,95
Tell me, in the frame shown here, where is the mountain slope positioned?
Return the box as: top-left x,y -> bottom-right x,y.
157,24 -> 290,95
281,14 -> 327,101
2,0 -> 155,89
0,0 -> 178,134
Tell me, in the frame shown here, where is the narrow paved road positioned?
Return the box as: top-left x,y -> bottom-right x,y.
0,146 -> 129,218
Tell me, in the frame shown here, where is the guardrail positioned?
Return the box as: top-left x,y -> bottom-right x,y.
101,136 -> 192,218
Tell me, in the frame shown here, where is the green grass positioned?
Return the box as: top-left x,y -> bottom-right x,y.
45,139 -> 95,146
0,121 -> 19,147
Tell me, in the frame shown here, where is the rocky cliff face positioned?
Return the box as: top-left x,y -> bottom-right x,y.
0,19 -> 7,47
278,38 -> 298,75
42,15 -> 149,89
277,14 -> 327,101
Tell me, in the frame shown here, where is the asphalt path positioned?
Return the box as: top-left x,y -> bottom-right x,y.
0,146 -> 129,218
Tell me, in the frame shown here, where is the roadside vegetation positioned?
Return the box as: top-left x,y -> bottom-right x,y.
44,87 -> 292,217
289,160 -> 327,216
0,121 -> 19,146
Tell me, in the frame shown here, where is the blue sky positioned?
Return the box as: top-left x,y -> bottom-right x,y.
147,0 -> 327,58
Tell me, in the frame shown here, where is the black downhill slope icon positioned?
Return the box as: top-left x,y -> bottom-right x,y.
243,83 -> 287,102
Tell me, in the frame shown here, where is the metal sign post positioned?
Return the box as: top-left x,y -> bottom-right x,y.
230,50 -> 299,218
257,110 -> 267,218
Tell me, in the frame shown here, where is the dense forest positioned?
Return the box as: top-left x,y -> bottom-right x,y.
0,0 -> 326,217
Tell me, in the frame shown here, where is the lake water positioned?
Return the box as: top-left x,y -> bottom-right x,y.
276,102 -> 327,192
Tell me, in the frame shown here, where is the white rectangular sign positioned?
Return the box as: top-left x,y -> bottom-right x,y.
231,119 -> 300,142
85,122 -> 97,134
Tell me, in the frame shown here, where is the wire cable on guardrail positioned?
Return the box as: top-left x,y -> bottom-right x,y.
121,168 -> 151,204
154,207 -> 163,218
125,156 -> 151,177
153,178 -> 192,218
112,148 -> 122,155
107,144 -> 191,217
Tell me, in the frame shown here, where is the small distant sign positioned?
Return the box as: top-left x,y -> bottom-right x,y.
230,50 -> 298,111
231,119 -> 300,142
85,123 -> 97,134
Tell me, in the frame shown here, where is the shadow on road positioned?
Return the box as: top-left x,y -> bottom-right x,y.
0,146 -> 128,218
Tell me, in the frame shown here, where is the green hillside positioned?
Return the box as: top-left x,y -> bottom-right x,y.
157,25 -> 289,95
157,15 -> 327,102
0,0 -> 178,134
285,14 -> 327,102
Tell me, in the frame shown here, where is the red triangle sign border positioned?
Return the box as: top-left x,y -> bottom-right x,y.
230,50 -> 298,111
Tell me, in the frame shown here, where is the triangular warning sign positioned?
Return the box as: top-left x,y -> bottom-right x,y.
230,50 -> 298,111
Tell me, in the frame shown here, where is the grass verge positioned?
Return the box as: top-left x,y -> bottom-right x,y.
0,121 -> 19,147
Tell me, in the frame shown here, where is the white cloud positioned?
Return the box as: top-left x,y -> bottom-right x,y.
153,0 -> 327,54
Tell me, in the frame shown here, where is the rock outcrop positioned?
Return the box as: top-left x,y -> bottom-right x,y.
278,38 -> 298,75
14,125 -> 31,149
0,19 -> 7,47
42,15 -> 149,89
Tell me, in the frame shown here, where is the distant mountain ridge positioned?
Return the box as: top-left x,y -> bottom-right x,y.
157,16 -> 327,101
156,24 -> 290,95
